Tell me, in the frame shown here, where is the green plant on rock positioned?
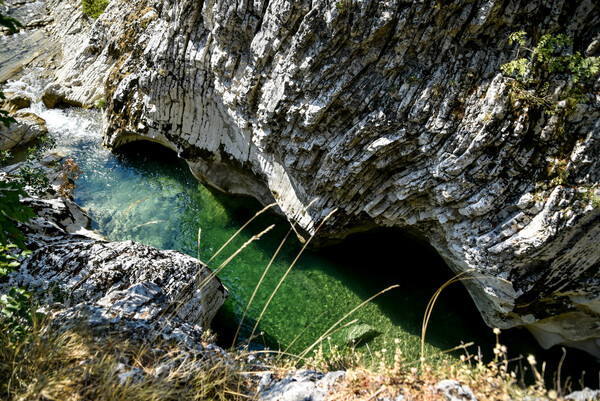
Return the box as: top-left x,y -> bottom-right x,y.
0,150 -> 12,166
501,31 -> 600,115
0,244 -> 30,277
16,165 -> 50,197
0,0 -> 22,34
94,96 -> 106,109
0,181 -> 35,249
82,0 -> 109,19
336,0 -> 352,15
579,186 -> 600,210
0,181 -> 33,309
0,287 -> 38,340
14,134 -> 57,196
0,180 -> 36,338
0,1 -> 40,345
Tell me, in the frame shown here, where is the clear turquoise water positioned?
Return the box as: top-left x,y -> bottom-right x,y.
16,89 -> 597,382
73,140 -> 490,361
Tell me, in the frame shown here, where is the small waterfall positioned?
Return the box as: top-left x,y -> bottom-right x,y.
5,71 -> 104,158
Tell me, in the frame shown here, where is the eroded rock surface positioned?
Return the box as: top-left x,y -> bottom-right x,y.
258,370 -> 346,401
36,0 -> 600,356
7,238 -> 228,338
0,110 -> 47,151
0,186 -> 228,340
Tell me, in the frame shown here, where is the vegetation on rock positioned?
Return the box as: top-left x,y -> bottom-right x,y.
0,181 -> 34,249
82,0 -> 109,19
0,1 -> 20,33
501,31 -> 600,115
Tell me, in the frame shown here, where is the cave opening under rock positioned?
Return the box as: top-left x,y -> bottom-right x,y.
113,140 -> 599,388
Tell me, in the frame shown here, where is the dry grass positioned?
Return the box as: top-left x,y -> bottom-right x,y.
0,311 -> 576,401
0,317 -> 253,401
297,330 -> 562,401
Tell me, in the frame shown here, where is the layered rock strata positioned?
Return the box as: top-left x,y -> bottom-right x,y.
34,0 -> 600,356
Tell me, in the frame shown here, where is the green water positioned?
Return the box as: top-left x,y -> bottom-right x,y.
73,140 -> 488,361
16,90 -> 597,384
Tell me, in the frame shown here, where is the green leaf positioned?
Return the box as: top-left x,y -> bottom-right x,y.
0,14 -> 23,33
0,180 -> 35,247
508,31 -> 526,46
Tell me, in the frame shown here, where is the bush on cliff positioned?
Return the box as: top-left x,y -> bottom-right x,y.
82,0 -> 109,19
501,31 -> 600,115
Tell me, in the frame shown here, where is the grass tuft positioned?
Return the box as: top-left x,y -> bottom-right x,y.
0,317 -> 251,401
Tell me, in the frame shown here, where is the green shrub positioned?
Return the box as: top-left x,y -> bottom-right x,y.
13,134 -> 57,197
0,287 -> 38,340
0,181 -> 35,249
501,31 -> 600,114
0,150 -> 12,166
82,0 -> 109,19
0,181 -> 36,340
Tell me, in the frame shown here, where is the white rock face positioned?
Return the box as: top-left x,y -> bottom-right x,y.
41,0 -> 600,356
0,111 -> 47,151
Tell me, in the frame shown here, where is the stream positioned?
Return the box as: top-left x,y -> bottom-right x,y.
3,71 -> 599,384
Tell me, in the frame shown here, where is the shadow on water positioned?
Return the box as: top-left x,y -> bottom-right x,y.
313,229 -> 600,388
98,141 -> 599,389
317,228 -> 490,348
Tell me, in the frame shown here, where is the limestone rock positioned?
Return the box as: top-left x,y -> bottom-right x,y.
565,388 -> 600,401
1,91 -> 32,112
25,16 -> 54,30
435,380 -> 478,401
258,370 -> 345,401
9,238 -> 227,328
42,83 -> 84,109
0,110 -> 47,151
39,0 -> 600,356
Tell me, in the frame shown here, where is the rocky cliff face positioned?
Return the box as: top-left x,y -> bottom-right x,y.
40,0 -> 600,356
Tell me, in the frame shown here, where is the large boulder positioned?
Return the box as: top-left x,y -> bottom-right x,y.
0,189 -> 228,338
0,110 -> 47,151
41,0 -> 600,356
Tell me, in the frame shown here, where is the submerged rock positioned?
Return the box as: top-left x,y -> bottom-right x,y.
34,0 -> 600,357
339,323 -> 380,346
